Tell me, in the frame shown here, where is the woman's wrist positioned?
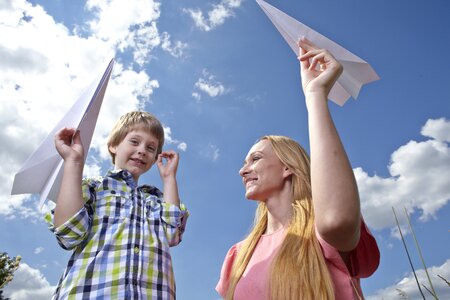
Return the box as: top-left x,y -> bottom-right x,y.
304,91 -> 329,110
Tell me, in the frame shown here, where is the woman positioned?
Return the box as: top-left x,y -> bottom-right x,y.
216,39 -> 379,299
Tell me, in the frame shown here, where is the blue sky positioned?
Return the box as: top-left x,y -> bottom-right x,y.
1,0 -> 449,299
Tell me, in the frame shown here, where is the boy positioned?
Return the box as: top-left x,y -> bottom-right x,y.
45,111 -> 188,299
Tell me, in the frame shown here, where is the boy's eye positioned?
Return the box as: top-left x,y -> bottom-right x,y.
147,146 -> 156,152
130,139 -> 139,145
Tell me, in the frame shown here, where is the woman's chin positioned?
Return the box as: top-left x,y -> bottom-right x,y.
245,192 -> 263,202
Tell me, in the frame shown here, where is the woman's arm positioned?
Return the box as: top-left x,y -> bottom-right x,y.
299,38 -> 361,252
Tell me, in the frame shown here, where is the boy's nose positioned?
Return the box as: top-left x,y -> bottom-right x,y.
137,147 -> 146,155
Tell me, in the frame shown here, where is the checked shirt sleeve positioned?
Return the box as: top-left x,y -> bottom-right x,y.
161,202 -> 189,246
44,178 -> 97,250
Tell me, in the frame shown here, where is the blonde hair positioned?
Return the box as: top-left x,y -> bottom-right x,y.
225,135 -> 334,300
107,111 -> 164,164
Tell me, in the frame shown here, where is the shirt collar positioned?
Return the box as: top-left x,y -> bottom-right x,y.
106,169 -> 161,196
107,169 -> 137,189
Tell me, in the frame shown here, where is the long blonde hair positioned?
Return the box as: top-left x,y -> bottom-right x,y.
225,135 -> 334,300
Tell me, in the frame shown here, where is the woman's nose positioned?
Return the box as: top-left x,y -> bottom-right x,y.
239,165 -> 248,177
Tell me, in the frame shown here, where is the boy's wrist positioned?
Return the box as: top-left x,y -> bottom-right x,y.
162,175 -> 177,185
63,160 -> 84,172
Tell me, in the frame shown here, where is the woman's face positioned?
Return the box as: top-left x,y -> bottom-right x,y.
239,140 -> 290,201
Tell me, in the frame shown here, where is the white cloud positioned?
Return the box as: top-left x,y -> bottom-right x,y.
34,247 -> 44,254
192,92 -> 201,102
123,22 -> 161,66
0,1 -> 162,216
177,142 -> 187,152
86,0 -> 161,66
193,70 -> 228,99
184,0 -> 242,32
356,118 -> 450,232
367,259 -> 450,300
163,126 -> 187,152
421,117 -> 450,142
201,143 -> 220,161
87,0 -> 160,40
3,262 -> 56,300
161,32 -> 188,58
83,160 -> 103,179
195,78 -> 226,97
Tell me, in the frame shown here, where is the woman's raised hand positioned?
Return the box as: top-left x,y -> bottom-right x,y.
298,38 -> 343,101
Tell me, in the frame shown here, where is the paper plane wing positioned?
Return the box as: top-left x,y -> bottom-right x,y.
11,58 -> 115,207
256,0 -> 379,105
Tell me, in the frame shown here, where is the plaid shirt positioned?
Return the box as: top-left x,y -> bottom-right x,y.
45,170 -> 188,299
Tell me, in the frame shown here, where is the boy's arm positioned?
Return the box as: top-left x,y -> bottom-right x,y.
157,150 -> 181,207
53,128 -> 85,227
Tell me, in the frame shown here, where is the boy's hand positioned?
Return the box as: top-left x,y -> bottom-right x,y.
157,150 -> 179,179
54,127 -> 84,163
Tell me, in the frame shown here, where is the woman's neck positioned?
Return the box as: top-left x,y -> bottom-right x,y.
264,185 -> 293,234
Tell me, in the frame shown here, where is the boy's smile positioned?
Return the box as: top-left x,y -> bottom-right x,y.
109,126 -> 159,182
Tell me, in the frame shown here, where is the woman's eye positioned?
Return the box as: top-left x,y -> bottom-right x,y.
252,156 -> 260,162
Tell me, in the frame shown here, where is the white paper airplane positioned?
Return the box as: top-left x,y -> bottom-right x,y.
256,0 -> 379,105
11,58 -> 115,207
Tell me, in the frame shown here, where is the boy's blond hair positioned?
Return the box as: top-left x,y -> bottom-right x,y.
107,111 -> 165,164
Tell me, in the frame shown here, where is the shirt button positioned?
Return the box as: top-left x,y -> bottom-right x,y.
134,246 -> 140,253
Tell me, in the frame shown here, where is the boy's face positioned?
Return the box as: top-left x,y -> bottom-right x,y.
109,126 -> 159,182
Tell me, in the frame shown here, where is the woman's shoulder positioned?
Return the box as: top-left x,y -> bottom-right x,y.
217,240 -> 244,296
225,240 -> 243,257
221,239 -> 246,270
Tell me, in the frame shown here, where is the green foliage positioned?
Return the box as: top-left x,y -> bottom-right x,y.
0,252 -> 21,290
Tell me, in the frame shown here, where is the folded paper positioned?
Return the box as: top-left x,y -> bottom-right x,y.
256,0 -> 379,105
11,59 -> 115,207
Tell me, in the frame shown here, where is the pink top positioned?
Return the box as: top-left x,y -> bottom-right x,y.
216,220 -> 379,300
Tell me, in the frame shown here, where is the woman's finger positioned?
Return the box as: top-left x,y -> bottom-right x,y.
309,52 -> 327,71
298,49 -> 322,62
298,47 -> 310,70
298,37 -> 317,51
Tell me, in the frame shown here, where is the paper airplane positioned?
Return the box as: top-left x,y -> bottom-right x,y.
11,58 -> 115,207
256,0 -> 379,105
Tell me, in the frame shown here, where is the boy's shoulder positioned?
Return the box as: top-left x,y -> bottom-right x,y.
82,176 -> 104,186
141,184 -> 163,198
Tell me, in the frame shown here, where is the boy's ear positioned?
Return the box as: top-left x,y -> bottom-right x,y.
109,145 -> 117,154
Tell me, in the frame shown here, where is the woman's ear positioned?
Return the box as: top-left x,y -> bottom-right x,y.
283,166 -> 293,178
